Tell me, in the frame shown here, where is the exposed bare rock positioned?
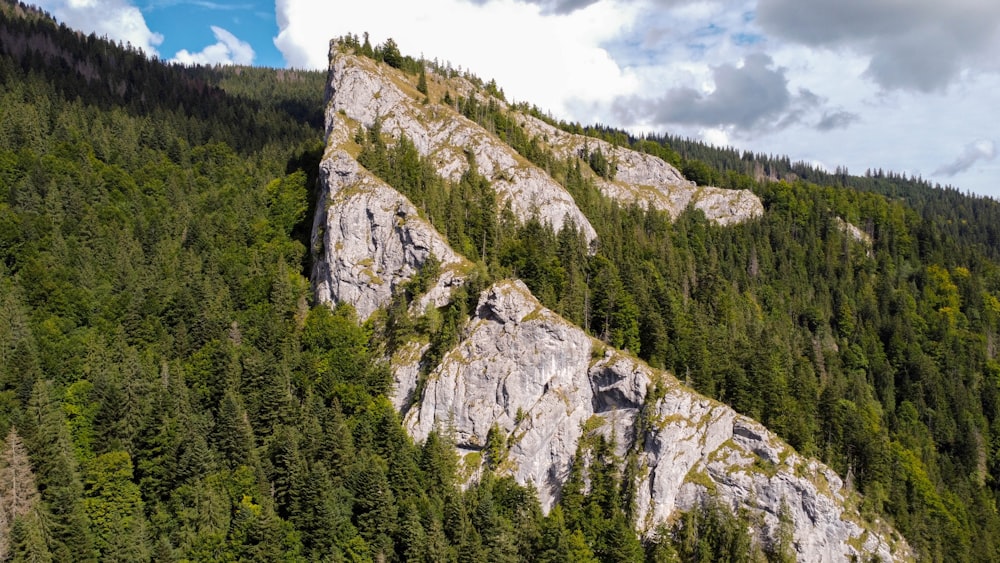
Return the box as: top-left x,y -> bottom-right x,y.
316,40 -> 908,563
404,279 -> 910,562
405,280 -> 594,492
835,216 -> 873,246
310,149 -> 469,321
517,114 -> 763,225
389,340 -> 429,414
325,47 -> 598,246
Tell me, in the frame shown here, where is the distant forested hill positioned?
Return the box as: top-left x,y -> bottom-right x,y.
1,2 -> 999,561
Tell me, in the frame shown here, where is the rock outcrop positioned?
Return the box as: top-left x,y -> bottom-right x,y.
518,114 -> 763,225
325,46 -> 598,246
402,280 -> 908,562
311,149 -> 469,320
835,216 -> 873,246
314,40 -> 909,562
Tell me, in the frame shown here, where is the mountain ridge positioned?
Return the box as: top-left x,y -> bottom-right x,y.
313,38 -> 911,562
4,7 -> 998,558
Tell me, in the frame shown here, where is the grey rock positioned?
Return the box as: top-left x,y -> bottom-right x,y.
835,216 -> 873,245
517,114 -> 763,225
405,280 -> 595,500
316,40 -> 909,563
389,340 -> 429,414
326,50 -> 598,246
403,279 -> 910,562
311,149 -> 469,321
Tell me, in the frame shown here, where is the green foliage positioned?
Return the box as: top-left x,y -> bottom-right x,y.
7,10 -> 1000,561
417,66 -> 429,95
377,37 -> 403,69
453,66 -> 1000,559
580,143 -> 617,180
349,42 -> 1000,557
672,500 -> 764,563
83,451 -> 149,561
9,510 -> 53,563
680,159 -> 716,186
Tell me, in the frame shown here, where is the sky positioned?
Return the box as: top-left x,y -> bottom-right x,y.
29,0 -> 1000,199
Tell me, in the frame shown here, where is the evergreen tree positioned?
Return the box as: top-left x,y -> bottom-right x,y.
417,65 -> 429,95
347,450 -> 397,559
213,389 -> 255,469
82,451 -> 150,562
9,511 -> 53,563
22,381 -> 95,562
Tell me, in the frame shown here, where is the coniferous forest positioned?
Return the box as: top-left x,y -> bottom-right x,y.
2,3 -> 1000,561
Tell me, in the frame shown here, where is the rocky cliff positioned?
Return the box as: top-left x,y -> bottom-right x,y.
311,149 -> 469,320
325,43 -> 762,233
325,46 -> 599,247
517,114 -> 763,225
313,41 -> 910,562
399,280 -> 907,562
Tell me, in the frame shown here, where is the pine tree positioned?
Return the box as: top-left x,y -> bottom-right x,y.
361,32 -> 374,58
538,506 -> 598,563
214,389 -> 255,469
424,516 -> 452,562
22,381 -> 96,562
379,38 -> 403,69
398,501 -> 427,562
346,450 -> 397,559
9,510 -> 53,562
417,66 -> 428,96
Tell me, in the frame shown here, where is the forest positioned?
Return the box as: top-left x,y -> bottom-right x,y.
1,4 -> 999,562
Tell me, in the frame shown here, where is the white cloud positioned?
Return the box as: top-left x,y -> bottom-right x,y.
170,26 -> 255,66
273,0 -> 640,117
701,127 -> 730,147
33,0 -> 163,56
267,0 -> 994,198
612,53 -> 822,133
934,140 -> 997,177
20,0 -> 1000,197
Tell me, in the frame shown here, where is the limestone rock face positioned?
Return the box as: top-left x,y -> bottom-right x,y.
404,280 -> 595,498
835,216 -> 873,246
311,149 -> 468,321
326,49 -> 598,246
403,279 -> 908,562
316,41 -> 909,563
518,114 -> 763,225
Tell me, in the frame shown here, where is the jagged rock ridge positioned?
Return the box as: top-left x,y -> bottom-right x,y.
400,280 -> 907,562
325,42 -> 762,232
313,40 -> 910,562
517,115 -> 764,225
325,46 -> 599,247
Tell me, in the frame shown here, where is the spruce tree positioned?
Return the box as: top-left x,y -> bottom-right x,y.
417,66 -> 428,95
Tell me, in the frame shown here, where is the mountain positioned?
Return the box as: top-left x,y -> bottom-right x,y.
3,4 -> 1000,561
314,40 -> 908,562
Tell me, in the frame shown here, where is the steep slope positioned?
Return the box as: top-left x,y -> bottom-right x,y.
324,40 -> 761,238
517,115 -> 763,224
311,148 -> 470,321
400,280 -> 907,562
314,42 -> 910,562
325,44 -> 599,247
